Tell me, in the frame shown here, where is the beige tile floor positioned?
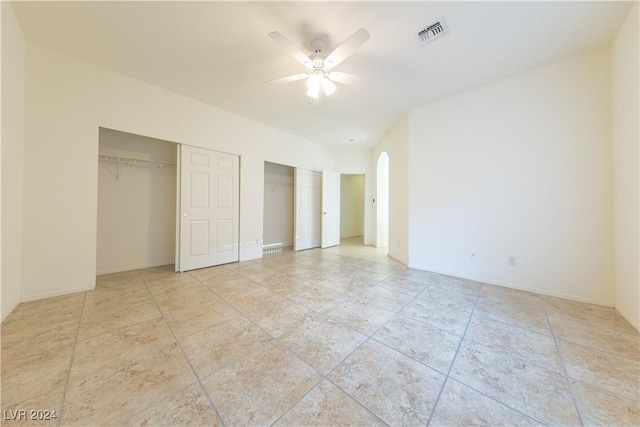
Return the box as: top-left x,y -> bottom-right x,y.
2,238 -> 639,426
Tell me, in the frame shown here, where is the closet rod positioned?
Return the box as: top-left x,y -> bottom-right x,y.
264,176 -> 293,184
98,155 -> 176,168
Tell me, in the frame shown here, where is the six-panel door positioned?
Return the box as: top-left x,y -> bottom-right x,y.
178,145 -> 239,272
294,168 -> 321,251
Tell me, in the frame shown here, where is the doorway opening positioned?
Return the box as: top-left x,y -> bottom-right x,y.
376,152 -> 389,248
340,174 -> 365,244
263,162 -> 295,255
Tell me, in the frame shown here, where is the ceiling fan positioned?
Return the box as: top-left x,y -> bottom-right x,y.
264,28 -> 370,104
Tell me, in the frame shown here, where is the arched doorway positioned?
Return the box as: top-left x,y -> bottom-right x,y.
376,152 -> 389,248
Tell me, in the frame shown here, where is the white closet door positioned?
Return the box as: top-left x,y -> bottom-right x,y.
178,145 -> 239,271
321,169 -> 341,248
294,168 -> 321,251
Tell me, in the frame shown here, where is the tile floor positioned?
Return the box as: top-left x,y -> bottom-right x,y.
1,238 -> 639,426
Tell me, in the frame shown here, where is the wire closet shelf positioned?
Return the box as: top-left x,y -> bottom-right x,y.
98,155 -> 176,169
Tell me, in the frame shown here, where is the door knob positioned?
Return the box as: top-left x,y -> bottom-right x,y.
183,213 -> 188,216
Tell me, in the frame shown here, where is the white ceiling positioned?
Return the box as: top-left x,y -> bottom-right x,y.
11,1 -> 633,148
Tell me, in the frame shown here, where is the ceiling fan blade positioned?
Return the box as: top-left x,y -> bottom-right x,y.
327,71 -> 368,85
263,73 -> 309,85
268,32 -> 312,67
324,28 -> 370,68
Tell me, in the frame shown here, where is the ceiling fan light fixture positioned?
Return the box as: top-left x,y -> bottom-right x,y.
306,74 -> 336,100
306,74 -> 323,98
267,28 -> 370,103
322,77 -> 336,96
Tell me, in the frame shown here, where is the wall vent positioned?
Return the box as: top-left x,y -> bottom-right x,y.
417,19 -> 448,46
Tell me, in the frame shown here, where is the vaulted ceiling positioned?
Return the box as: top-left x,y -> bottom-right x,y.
11,1 -> 634,148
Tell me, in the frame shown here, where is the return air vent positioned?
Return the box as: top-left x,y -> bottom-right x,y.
417,19 -> 448,46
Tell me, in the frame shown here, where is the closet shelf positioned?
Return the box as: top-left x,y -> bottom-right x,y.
264,174 -> 293,185
98,155 -> 176,169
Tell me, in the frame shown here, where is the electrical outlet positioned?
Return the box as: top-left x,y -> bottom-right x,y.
469,251 -> 477,261
508,256 -> 517,267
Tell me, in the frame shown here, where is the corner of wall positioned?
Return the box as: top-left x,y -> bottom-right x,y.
1,1 -> 27,322
612,2 -> 640,331
373,114 -> 409,265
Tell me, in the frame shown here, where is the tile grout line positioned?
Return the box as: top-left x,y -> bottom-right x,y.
55,290 -> 87,427
307,333 -> 389,426
360,277 -> 456,353
205,294 -> 324,425
312,273 -> 433,425
424,295 -> 479,427
118,379 -> 203,425
367,289 -> 551,426
540,326 -> 640,362
368,336 -> 453,379
322,378 -> 390,427
141,272 -> 228,427
265,262 -> 411,426
279,274 -> 434,426
266,373 -> 324,427
444,377 -> 550,426
185,265 -> 339,426
134,275 -> 278,419
446,329 -> 578,426
453,293 -> 580,425
267,281 -> 385,426
189,272 -> 290,381
544,310 -> 585,426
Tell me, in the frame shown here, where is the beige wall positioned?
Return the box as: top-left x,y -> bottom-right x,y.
612,3 -> 639,330
20,42 -> 336,302
97,128 -> 177,275
408,47 -> 614,306
1,2 -> 26,321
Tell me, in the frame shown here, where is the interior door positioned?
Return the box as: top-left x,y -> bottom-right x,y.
321,169 -> 341,248
177,145 -> 239,272
294,168 -> 321,251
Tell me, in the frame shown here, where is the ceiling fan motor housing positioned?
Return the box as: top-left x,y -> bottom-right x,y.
309,39 -> 328,72
310,39 -> 326,55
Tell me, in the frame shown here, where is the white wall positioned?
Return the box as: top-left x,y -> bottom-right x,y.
97,128 -> 177,275
20,43 -> 336,301
408,48 -> 614,306
373,115 -> 409,265
340,174 -> 364,238
612,3 -> 639,330
263,162 -> 294,248
1,2 -> 26,321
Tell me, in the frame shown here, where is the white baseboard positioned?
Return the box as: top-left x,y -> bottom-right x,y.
96,260 -> 174,276
21,284 -> 94,303
614,305 -> 640,332
1,299 -> 21,323
407,265 -> 614,308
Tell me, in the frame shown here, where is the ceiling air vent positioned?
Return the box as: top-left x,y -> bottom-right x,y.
417,19 -> 448,46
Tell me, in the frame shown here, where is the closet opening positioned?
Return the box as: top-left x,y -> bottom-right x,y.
97,128 -> 177,275
263,161 -> 295,255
